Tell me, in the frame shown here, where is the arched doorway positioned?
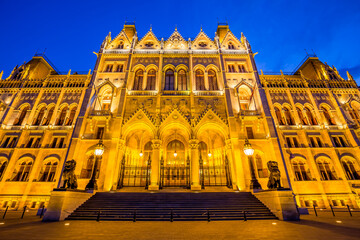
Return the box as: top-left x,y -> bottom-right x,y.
160,140 -> 190,188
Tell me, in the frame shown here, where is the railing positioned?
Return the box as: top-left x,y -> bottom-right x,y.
191,50 -> 218,55
162,90 -> 190,96
163,50 -> 189,54
90,110 -> 112,117
127,90 -> 158,96
311,205 -> 358,217
240,110 -> 259,116
133,49 -> 161,54
103,49 -> 130,54
221,49 -> 248,55
193,90 -> 223,96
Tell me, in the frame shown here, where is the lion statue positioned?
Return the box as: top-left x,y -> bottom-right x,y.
61,159 -> 78,189
267,161 -> 281,189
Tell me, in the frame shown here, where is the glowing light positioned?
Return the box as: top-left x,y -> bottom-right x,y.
139,151 -> 143,157
336,220 -> 342,224
208,152 -> 212,157
243,139 -> 254,156
174,151 -> 177,157
0,222 -> 4,225
94,140 -> 104,156
64,223 -> 70,226
272,222 -> 277,225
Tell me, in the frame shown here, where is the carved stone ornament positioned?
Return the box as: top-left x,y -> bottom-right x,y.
267,161 -> 281,189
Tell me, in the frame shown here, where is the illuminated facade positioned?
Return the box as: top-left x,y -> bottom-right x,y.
0,23 -> 359,211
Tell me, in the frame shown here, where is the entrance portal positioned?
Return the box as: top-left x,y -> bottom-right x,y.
160,140 -> 190,188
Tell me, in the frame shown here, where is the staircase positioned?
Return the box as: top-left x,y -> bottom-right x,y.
66,192 -> 277,221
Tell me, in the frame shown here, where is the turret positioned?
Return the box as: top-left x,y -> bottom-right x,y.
216,23 -> 229,43
123,22 -> 136,40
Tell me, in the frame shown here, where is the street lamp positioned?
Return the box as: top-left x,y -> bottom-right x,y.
86,140 -> 104,190
243,138 -> 262,190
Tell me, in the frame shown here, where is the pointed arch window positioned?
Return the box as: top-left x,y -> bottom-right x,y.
14,106 -> 29,126
274,107 -> 285,125
0,160 -> 8,180
342,160 -> 360,180
33,106 -> 46,126
195,70 -> 205,90
65,107 -> 77,125
305,107 -> 318,125
43,107 -> 54,125
349,109 -> 360,123
321,107 -> 335,125
165,70 -> 175,90
208,70 -> 218,90
177,70 -> 187,90
38,162 -> 58,182
146,69 -> 156,90
118,42 -> 124,49
56,107 -> 68,126
297,107 -> 309,125
284,107 -> 295,125
228,42 -> 235,49
255,154 -> 268,178
133,70 -> 144,90
80,154 -> 102,179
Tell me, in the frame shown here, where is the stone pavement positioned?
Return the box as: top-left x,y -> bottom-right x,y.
0,210 -> 360,240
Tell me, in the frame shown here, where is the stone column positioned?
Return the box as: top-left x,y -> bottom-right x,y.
189,139 -> 201,190
149,139 -> 161,190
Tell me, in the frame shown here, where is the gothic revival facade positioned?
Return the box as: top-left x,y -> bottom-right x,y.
0,23 -> 359,211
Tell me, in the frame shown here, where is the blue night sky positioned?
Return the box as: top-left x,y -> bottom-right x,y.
1,0 -> 360,82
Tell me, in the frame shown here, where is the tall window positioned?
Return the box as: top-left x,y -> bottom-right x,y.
195,70 -> 205,90
65,107 -> 77,125
317,160 -> 336,180
177,70 -> 187,90
146,69 -> 156,90
349,108 -> 360,123
208,70 -> 218,90
283,107 -> 295,125
292,161 -> 311,181
305,107 -> 317,125
0,160 -> 8,180
342,160 -> 360,180
43,107 -> 54,125
118,42 -> 124,49
14,106 -> 29,126
165,70 -> 175,90
228,42 -> 235,49
33,107 -> 46,125
321,107 -> 335,125
80,154 -> 101,179
255,154 -> 268,178
38,162 -> 58,182
12,161 -> 32,181
297,107 -> 309,125
274,107 -> 285,125
133,70 -> 144,90
56,107 -> 68,125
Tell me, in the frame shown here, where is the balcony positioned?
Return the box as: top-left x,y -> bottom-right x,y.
127,90 -> 158,96
90,110 -> 112,117
193,90 -> 223,96
163,90 -> 190,96
103,49 -> 130,54
221,49 -> 248,55
240,110 -> 260,116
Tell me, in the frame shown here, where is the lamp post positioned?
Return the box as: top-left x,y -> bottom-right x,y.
243,138 -> 262,190
86,140 -> 104,190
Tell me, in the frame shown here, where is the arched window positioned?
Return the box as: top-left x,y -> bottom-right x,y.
101,90 -> 112,111
177,70 -> 187,90
80,154 -> 102,179
165,70 -> 175,90
43,107 -> 54,125
228,42 -> 235,49
284,107 -> 295,125
38,162 -> 58,182
12,161 -> 33,181
33,106 -> 46,126
305,107 -> 318,125
65,107 -> 77,125
255,154 -> 268,178
208,70 -> 218,90
317,160 -> 337,180
292,161 -> 311,181
274,107 -> 285,125
146,69 -> 156,90
133,70 -> 144,90
297,107 -> 309,125
349,109 -> 360,123
118,42 -> 124,49
14,106 -> 29,126
166,140 -> 185,166
342,160 -> 360,180
321,107 -> 335,125
0,160 -> 8,180
56,107 -> 68,126
195,70 -> 205,90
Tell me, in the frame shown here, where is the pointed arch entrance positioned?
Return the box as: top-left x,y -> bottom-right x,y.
160,139 -> 190,188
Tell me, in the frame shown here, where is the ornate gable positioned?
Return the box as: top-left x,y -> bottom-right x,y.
220,31 -> 245,50
135,29 -> 161,49
195,105 -> 228,127
123,105 -> 155,127
164,28 -> 187,50
107,30 -> 132,50
160,105 -> 191,128
192,29 -> 216,50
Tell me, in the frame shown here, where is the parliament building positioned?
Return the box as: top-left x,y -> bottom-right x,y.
0,23 -> 359,212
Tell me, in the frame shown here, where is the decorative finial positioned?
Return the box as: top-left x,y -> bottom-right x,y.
175,25 -> 177,31
150,24 -> 152,31
200,25 -> 203,32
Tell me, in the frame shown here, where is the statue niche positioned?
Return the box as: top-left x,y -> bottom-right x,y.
61,159 -> 78,189
267,161 -> 281,189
